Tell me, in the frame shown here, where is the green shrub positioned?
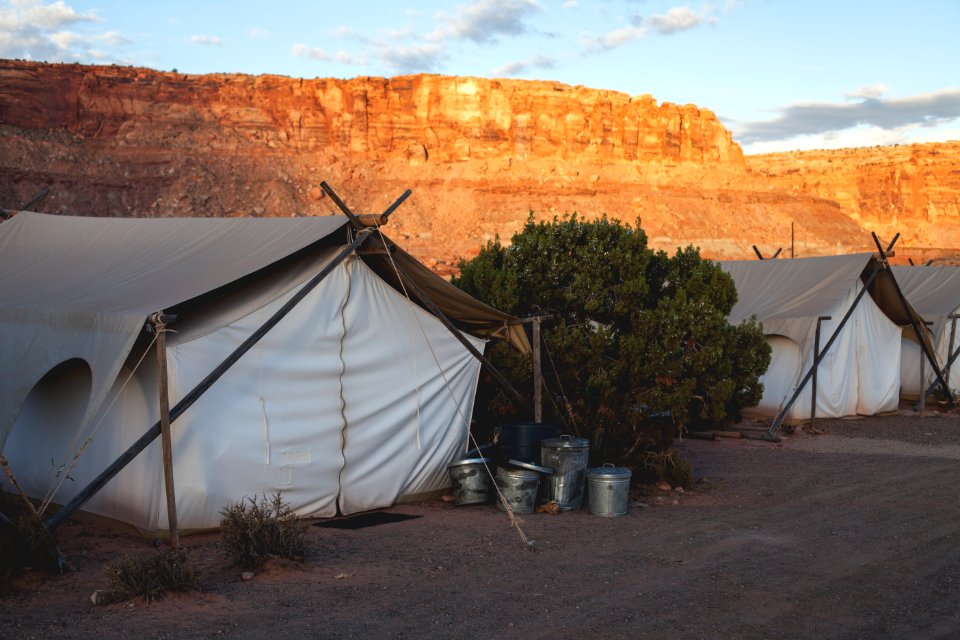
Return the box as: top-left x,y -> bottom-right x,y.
454,214 -> 770,467
219,492 -> 306,569
106,549 -> 199,602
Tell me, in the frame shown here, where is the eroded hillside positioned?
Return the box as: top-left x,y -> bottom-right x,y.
1,60 -> 957,272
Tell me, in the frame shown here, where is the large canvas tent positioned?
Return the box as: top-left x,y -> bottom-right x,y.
890,265 -> 960,398
0,211 -> 525,534
719,254 -> 934,423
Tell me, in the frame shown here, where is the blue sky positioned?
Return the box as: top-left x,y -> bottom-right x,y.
2,0 -> 958,154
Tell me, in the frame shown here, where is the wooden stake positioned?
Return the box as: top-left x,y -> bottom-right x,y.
920,352 -> 926,418
152,313 -> 179,549
533,317 -> 542,423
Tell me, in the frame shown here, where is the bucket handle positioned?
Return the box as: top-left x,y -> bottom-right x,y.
602,462 -> 615,468
560,434 -> 572,441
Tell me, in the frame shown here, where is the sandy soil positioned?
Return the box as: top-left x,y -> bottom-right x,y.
3,413 -> 959,640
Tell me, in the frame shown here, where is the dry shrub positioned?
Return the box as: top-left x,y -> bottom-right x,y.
637,449 -> 694,489
1,510 -> 63,581
105,549 -> 199,603
219,492 -> 306,569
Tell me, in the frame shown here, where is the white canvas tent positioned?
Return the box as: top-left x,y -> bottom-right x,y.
0,211 -> 525,534
719,254 -> 910,422
890,265 -> 960,398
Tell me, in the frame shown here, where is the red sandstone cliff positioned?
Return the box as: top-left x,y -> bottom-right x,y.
1,60 -> 957,271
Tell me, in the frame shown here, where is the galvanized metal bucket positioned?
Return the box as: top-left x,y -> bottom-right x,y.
495,467 -> 540,514
447,458 -> 494,506
586,464 -> 632,517
540,435 -> 590,510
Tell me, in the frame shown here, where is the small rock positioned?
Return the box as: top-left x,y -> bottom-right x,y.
90,589 -> 112,605
671,499 -> 679,506
656,481 -> 672,492
242,571 -> 255,581
441,494 -> 455,503
674,486 -> 684,493
635,501 -> 650,509
308,187 -> 323,201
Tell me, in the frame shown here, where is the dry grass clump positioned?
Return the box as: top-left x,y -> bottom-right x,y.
104,549 -> 199,603
0,510 -> 63,581
637,449 -> 694,489
219,492 -> 306,569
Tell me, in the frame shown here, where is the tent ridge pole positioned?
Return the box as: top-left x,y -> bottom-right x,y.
45,230 -> 376,532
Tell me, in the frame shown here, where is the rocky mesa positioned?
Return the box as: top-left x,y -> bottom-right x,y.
1,60 -> 958,272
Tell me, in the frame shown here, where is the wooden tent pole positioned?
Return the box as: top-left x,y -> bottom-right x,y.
150,312 -> 180,549
870,232 -> 953,402
766,262 -> 886,438
391,261 -> 531,412
809,316 -> 831,428
45,229 -> 377,532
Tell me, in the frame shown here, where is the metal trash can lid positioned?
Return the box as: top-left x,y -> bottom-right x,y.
586,463 -> 632,479
541,434 -> 590,449
506,459 -> 554,474
447,457 -> 492,469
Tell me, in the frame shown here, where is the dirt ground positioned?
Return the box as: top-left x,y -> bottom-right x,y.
3,412 -> 959,640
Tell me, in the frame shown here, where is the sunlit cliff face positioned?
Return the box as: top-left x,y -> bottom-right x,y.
2,60 -> 959,274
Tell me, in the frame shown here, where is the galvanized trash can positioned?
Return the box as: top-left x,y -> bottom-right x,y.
495,466 -> 540,514
586,464 -> 632,517
540,435 -> 590,510
447,458 -> 494,505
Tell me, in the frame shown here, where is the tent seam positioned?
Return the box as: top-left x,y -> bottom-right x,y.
334,256 -> 353,514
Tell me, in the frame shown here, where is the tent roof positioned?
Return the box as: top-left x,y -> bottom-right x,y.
0,212 -> 348,314
0,211 -> 526,450
719,254 -> 876,324
890,265 -> 960,320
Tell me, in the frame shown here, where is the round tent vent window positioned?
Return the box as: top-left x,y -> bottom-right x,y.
3,358 -> 93,494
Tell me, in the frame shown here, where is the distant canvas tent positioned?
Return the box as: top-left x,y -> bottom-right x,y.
0,209 -> 526,534
719,253 -> 938,425
890,265 -> 960,398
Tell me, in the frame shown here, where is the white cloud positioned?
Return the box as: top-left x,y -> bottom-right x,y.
3,0 -> 98,30
292,43 -> 330,61
189,34 -> 221,45
845,83 -> 889,100
648,6 -> 716,34
582,25 -> 647,52
582,3 -> 717,52
741,123 -> 960,155
562,0 -> 578,7
0,0 -> 137,61
732,87 -> 960,146
491,53 -> 555,76
379,42 -> 444,73
292,43 -> 359,65
428,0 -> 543,44
247,26 -> 270,39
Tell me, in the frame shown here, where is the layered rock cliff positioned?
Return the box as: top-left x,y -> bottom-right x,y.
1,60 -> 957,272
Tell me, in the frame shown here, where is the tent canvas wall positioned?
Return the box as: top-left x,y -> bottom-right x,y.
0,212 -> 523,533
890,265 -> 960,398
719,254 -> 904,422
